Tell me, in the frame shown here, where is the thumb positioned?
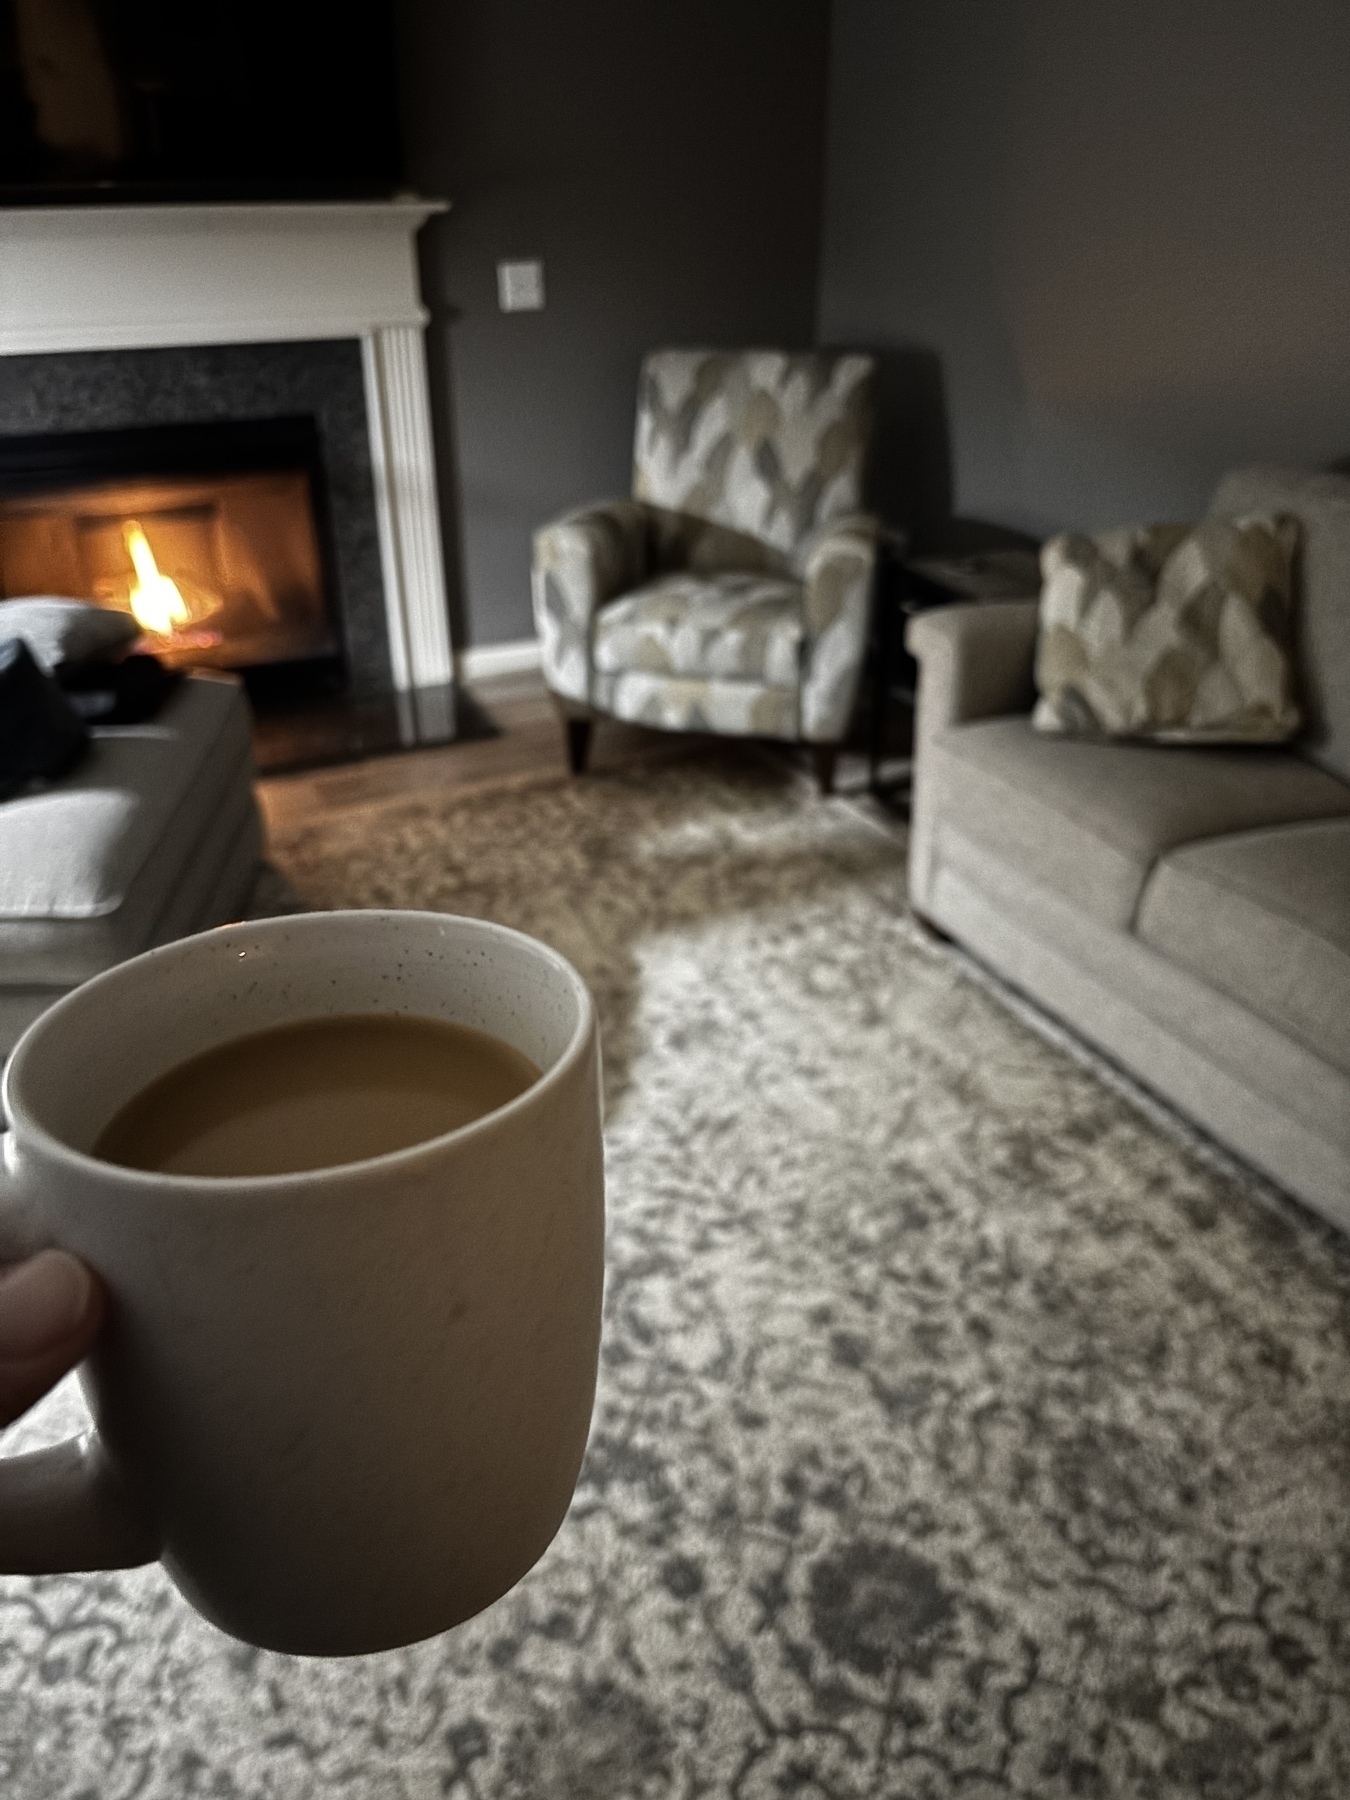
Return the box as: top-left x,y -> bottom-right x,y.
0,1251 -> 105,1429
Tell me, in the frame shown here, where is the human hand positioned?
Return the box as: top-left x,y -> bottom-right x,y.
0,1251 -> 105,1428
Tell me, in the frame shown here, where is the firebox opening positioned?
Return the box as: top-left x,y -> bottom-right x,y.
0,417 -> 345,689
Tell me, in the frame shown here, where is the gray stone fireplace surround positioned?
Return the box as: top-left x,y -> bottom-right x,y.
0,340 -> 393,695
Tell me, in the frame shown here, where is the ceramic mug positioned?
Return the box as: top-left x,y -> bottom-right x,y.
0,910 -> 605,1655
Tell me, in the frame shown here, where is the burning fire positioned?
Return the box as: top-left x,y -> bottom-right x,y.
124,521 -> 190,637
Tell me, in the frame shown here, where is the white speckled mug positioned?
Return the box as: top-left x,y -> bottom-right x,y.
0,911 -> 604,1655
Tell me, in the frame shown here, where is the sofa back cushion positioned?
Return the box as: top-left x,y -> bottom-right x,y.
1208,465 -> 1350,780
632,350 -> 874,556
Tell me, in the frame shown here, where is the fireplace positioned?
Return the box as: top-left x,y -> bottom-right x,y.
0,417 -> 342,685
0,200 -> 459,768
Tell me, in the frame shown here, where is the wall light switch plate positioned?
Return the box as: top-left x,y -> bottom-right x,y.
497,260 -> 545,312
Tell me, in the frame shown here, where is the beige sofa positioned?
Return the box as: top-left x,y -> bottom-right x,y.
907,466 -> 1350,1230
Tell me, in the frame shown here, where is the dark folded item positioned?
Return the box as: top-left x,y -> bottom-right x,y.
57,653 -> 184,724
0,637 -> 90,797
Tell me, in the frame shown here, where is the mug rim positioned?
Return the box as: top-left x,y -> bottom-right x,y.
2,909 -> 596,1195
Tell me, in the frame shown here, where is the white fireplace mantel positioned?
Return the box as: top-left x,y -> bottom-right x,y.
0,199 -> 453,690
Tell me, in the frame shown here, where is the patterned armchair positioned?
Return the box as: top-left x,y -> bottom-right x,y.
532,349 -> 879,791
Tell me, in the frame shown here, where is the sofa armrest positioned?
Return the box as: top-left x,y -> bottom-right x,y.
906,599 -> 1039,739
532,499 -> 651,704
798,513 -> 880,742
905,600 -> 1039,916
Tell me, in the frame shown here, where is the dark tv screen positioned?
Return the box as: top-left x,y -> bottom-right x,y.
0,0 -> 404,202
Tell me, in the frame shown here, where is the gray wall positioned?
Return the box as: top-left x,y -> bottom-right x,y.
397,0 -> 832,649
818,0 -> 1350,547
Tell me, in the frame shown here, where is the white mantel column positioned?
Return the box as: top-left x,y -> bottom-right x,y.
362,325 -> 453,690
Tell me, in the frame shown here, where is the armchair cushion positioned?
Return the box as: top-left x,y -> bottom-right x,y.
633,350 -> 875,555
532,500 -> 650,704
592,670 -> 798,742
647,506 -> 789,578
593,571 -> 803,687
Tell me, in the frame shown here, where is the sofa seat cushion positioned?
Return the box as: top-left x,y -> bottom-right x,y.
928,715 -> 1350,929
593,571 -> 803,687
0,675 -> 255,987
1136,819 -> 1350,1075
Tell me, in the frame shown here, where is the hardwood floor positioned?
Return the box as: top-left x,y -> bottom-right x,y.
255,671 -> 736,835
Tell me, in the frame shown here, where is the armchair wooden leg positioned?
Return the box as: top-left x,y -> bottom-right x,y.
565,716 -> 593,775
811,743 -> 838,796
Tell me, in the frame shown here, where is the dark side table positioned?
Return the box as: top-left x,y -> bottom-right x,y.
867,545 -> 1041,808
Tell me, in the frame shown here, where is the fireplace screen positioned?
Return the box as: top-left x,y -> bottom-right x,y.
0,420 -> 340,673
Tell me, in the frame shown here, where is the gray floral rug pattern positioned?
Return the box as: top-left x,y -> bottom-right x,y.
4,751 -> 1349,1798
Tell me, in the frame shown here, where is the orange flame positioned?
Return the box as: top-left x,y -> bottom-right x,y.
124,521 -> 189,637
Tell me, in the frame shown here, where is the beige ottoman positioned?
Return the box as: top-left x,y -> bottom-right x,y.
0,672 -> 263,1057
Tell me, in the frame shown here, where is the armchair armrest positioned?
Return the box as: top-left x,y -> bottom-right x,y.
797,513 -> 880,742
906,599 -> 1039,742
532,499 -> 650,704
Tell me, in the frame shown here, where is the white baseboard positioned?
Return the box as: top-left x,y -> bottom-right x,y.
455,637 -> 542,683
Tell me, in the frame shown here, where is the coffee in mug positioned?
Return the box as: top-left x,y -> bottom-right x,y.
94,1014 -> 542,1178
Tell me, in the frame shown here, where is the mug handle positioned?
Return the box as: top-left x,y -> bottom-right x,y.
0,1136 -> 161,1573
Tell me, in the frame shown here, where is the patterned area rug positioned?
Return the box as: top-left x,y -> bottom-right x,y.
4,751 -> 1349,1798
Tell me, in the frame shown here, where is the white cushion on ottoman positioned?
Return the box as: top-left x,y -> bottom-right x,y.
0,674 -> 260,989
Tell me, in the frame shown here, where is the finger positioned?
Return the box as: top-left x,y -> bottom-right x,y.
0,1251 -> 105,1429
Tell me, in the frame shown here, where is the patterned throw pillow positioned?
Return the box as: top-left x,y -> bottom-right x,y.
1032,515 -> 1302,742
0,596 -> 141,670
